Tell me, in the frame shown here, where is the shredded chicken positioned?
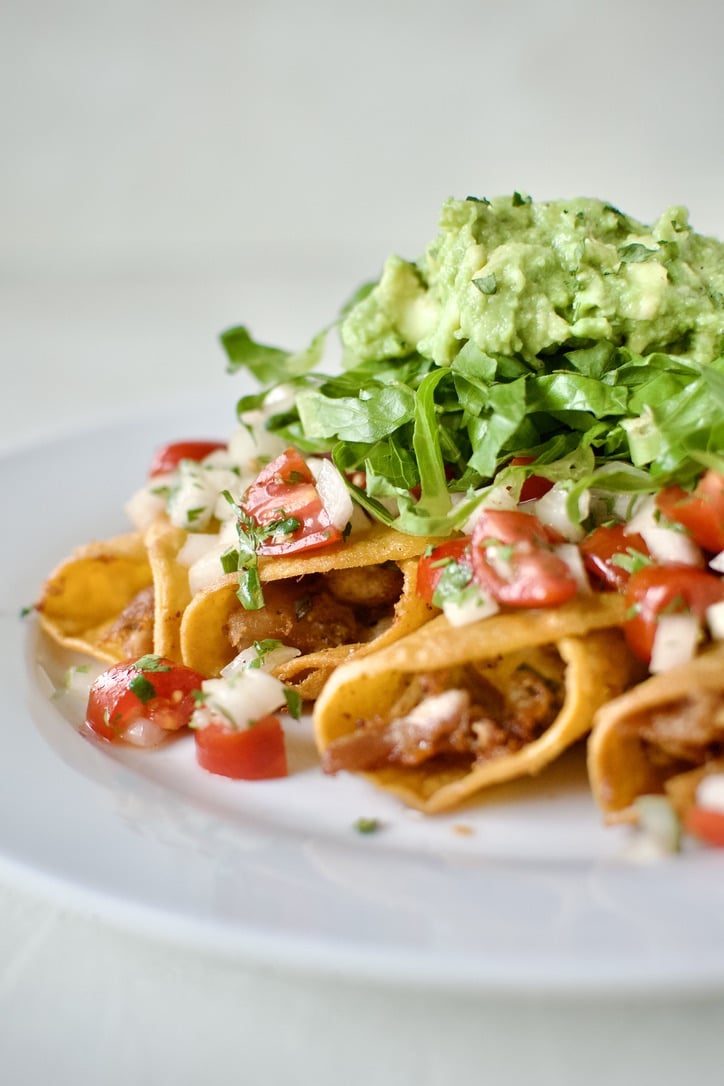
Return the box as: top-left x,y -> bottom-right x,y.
636,692 -> 724,768
227,566 -> 402,657
99,586 -> 155,657
321,659 -> 565,775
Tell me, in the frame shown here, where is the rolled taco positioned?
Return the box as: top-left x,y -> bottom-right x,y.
588,643 -> 724,822
143,517 -> 194,663
314,593 -> 641,813
35,533 -> 155,662
179,523 -> 437,700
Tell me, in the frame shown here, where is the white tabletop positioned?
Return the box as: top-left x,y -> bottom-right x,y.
3,2 -> 724,1081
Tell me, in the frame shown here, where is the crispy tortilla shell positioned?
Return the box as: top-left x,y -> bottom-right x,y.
588,643 -> 724,823
179,524 -> 437,700
144,518 -> 193,662
35,533 -> 154,663
313,593 -> 640,813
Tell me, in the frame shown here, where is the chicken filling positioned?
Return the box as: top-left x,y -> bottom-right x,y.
226,563 -> 404,657
630,692 -> 724,773
99,585 -> 155,657
322,646 -> 566,774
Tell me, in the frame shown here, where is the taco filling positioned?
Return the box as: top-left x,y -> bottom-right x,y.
97,585 -> 156,659
321,647 -> 565,774
226,563 -> 404,657
588,645 -> 724,819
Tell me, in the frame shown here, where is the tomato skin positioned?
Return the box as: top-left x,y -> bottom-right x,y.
656,471 -> 724,553
580,523 -> 651,592
86,657 -> 205,744
149,440 -> 227,477
685,805 -> 724,847
470,509 -> 579,608
623,565 -> 724,664
509,456 -> 554,503
241,448 -> 343,556
194,715 -> 288,780
416,537 -> 472,605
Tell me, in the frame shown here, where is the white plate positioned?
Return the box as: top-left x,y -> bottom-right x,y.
3,400 -> 724,997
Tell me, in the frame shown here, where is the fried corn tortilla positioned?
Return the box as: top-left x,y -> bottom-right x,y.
313,593 -> 641,813
144,517 -> 193,662
35,533 -> 155,662
588,643 -> 724,823
179,523 -> 437,700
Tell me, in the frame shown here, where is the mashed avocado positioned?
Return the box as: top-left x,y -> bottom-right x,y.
340,194 -> 724,368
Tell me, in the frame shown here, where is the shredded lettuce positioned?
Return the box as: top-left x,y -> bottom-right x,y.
219,197 -> 723,538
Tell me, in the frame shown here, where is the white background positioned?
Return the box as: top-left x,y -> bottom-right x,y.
2,2 -> 724,1083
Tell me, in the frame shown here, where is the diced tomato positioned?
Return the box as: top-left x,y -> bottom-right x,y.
685,805 -> 724,847
623,564 -> 724,664
194,715 -> 288,780
240,448 -> 343,556
656,471 -> 724,554
149,440 -> 227,477
580,523 -> 651,591
416,537 -> 472,605
509,456 -> 554,503
470,509 -> 579,608
86,656 -> 205,745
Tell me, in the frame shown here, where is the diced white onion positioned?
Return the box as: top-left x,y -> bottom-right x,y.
176,532 -> 222,567
706,600 -> 724,640
649,613 -> 700,674
530,485 -> 588,542
192,669 -> 287,731
709,550 -> 724,574
229,424 -> 286,468
307,457 -> 354,531
553,543 -> 592,594
695,773 -> 724,815
188,550 -> 238,597
167,462 -> 218,531
442,590 -> 499,627
221,643 -> 301,677
633,795 -> 681,854
626,495 -> 703,567
122,717 -> 168,748
125,486 -> 168,531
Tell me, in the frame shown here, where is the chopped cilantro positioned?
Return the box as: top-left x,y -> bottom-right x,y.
283,687 -> 303,719
220,547 -> 241,574
353,817 -> 380,834
133,655 -> 171,674
473,274 -> 497,296
249,639 -> 283,669
128,674 -> 157,704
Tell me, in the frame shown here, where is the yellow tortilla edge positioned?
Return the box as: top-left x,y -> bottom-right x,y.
35,532 -> 153,662
313,593 -> 637,813
587,642 -> 724,820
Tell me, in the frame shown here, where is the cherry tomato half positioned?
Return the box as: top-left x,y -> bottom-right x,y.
685,805 -> 724,848
241,448 -> 343,556
623,564 -> 724,664
656,471 -> 724,554
194,715 -> 288,779
416,537 -> 472,605
86,656 -> 205,745
470,509 -> 579,608
149,440 -> 227,477
580,523 -> 651,592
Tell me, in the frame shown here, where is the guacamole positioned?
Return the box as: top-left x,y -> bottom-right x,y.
340,194 -> 724,368
223,192 -> 724,538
